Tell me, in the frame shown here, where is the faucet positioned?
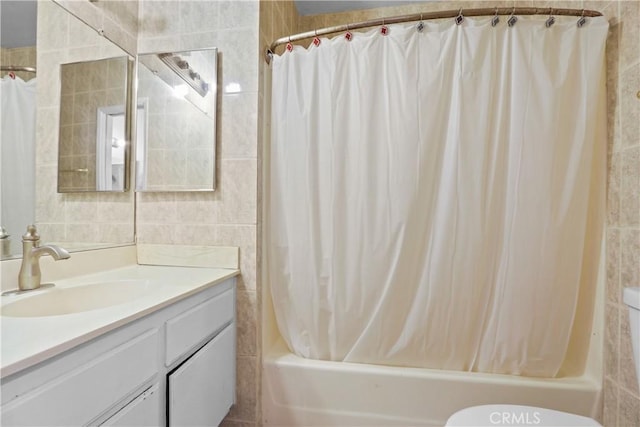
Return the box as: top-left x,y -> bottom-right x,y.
18,225 -> 70,291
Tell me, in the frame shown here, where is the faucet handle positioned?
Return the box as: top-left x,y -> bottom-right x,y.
22,225 -> 40,242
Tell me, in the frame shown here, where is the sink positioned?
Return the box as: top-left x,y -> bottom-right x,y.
1,280 -> 152,317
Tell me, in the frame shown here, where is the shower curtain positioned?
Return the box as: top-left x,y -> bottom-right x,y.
1,75 -> 37,249
269,16 -> 608,377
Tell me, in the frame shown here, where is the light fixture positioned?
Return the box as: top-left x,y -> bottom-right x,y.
158,53 -> 209,97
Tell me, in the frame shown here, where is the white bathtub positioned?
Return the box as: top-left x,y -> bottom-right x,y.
262,339 -> 602,427
262,238 -> 606,427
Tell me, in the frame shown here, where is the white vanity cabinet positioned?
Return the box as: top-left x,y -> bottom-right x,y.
0,277 -> 236,427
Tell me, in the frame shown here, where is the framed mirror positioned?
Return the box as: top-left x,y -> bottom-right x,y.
135,48 -> 218,192
57,56 -> 133,192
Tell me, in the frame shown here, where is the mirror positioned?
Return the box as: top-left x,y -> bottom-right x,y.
0,0 -> 136,260
1,0 -> 37,258
135,48 -> 218,192
57,56 -> 132,192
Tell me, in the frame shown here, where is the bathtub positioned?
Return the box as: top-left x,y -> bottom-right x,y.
262,240 -> 606,426
262,339 -> 602,426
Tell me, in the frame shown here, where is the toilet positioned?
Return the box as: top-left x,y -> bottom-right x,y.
445,286 -> 640,427
445,404 -> 600,426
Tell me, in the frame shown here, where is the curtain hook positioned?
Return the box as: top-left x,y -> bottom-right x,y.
286,36 -> 293,52
381,18 -> 389,35
417,13 -> 425,32
577,9 -> 587,27
508,7 -> 518,27
313,29 -> 321,46
345,23 -> 353,41
545,8 -> 555,28
491,7 -> 500,27
455,8 -> 464,25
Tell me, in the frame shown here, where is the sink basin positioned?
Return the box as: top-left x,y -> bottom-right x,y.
1,280 -> 152,317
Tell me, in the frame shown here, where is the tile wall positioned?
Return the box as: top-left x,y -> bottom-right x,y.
135,1 -> 261,425
54,0 -> 138,55
35,0 -> 135,245
603,0 -> 640,425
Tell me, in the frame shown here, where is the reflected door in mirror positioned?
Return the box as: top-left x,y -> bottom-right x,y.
58,56 -> 129,192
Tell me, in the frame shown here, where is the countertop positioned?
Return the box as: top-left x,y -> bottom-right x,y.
0,265 -> 239,378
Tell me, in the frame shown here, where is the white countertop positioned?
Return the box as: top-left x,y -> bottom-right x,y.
0,265 -> 239,378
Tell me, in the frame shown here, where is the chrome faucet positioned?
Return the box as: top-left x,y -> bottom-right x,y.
18,225 -> 70,291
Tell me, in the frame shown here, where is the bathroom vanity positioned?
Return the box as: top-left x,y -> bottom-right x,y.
0,265 -> 238,426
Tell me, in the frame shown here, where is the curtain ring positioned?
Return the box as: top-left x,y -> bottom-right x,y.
286,36 -> 293,52
455,8 -> 464,25
313,29 -> 321,46
381,18 -> 389,35
508,7 -> 518,27
545,8 -> 555,27
345,23 -> 353,41
577,9 -> 587,27
417,13 -> 425,32
491,7 -> 500,27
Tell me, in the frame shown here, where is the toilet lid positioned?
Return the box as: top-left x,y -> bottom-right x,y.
445,404 -> 602,427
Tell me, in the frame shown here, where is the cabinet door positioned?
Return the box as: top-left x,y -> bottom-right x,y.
168,324 -> 235,427
1,330 -> 158,427
101,384 -> 161,427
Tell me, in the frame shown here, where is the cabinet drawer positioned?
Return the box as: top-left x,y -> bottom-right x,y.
165,288 -> 234,366
1,329 -> 158,426
168,325 -> 235,427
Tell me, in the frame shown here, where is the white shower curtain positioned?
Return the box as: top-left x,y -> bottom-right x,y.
1,76 -> 37,248
269,16 -> 608,377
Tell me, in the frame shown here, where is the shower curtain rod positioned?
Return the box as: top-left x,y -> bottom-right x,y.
1,66 -> 37,73
265,7 -> 602,63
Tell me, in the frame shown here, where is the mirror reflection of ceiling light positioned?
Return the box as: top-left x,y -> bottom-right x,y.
224,82 -> 242,94
158,53 -> 209,97
173,84 -> 189,98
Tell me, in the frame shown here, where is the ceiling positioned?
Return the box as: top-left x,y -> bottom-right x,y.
1,1 -> 37,48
